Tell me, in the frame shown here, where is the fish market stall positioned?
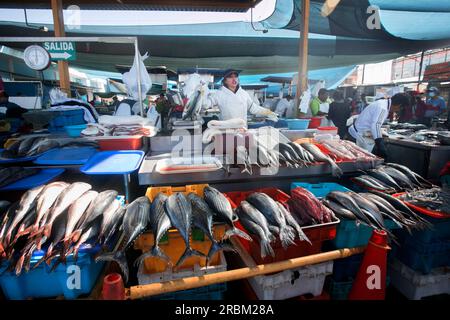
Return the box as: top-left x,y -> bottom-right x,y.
384,135 -> 450,181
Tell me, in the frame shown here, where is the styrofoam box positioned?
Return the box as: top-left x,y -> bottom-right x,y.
389,258 -> 450,300
248,261 -> 333,300
137,251 -> 227,285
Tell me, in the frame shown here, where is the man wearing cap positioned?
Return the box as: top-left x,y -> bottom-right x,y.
203,69 -> 277,124
424,87 -> 447,126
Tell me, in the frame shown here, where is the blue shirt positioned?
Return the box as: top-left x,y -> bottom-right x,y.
425,97 -> 447,117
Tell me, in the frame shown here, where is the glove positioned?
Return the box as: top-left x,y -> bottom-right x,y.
374,138 -> 387,159
267,112 -> 279,122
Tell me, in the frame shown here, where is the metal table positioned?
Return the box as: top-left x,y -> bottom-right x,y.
384,136 -> 450,181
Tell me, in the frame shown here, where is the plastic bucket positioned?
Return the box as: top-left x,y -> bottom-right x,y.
286,119 -> 311,130
308,117 -> 323,129
64,124 -> 87,137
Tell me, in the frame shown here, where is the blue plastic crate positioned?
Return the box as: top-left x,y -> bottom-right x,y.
290,182 -> 350,198
396,217 -> 450,244
332,254 -> 364,282
331,219 -> 401,249
0,247 -> 105,300
393,237 -> 450,275
441,175 -> 450,188
328,276 -> 391,300
149,282 -> 227,300
49,109 -> 86,132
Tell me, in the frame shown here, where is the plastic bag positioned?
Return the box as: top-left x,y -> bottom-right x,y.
49,88 -> 68,105
122,50 -> 152,101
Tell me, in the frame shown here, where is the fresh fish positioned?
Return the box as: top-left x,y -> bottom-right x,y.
379,166 -> 415,190
277,202 -> 311,244
236,145 -> 252,175
98,199 -> 121,240
276,143 -> 303,164
326,191 -> 372,226
10,207 -> 38,244
0,201 -> 11,216
41,182 -> 92,238
102,207 -> 126,245
135,193 -> 171,269
246,192 -> 295,249
0,202 -> 19,258
73,222 -> 101,263
288,142 -> 311,165
63,190 -> 98,248
352,176 -> 393,192
26,138 -> 60,157
4,185 -> 44,247
366,169 -> 402,190
322,199 -> 357,220
34,181 -> 70,233
182,89 -> 202,120
0,168 -> 39,189
74,190 -> 118,238
204,186 -> 252,241
96,196 -> 150,283
238,215 -> 275,258
301,143 -> 343,177
17,136 -> 41,156
238,201 -> 274,241
41,208 -> 69,262
384,163 -> 427,188
349,192 -> 385,230
164,193 -> 205,267
290,187 -> 334,224
0,167 -> 22,186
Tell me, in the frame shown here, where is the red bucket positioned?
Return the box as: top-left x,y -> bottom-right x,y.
308,117 -> 323,129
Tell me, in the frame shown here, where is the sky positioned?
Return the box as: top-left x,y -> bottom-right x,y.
0,0 -> 276,26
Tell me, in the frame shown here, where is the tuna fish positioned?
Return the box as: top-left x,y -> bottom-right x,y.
277,202 -> 311,244
164,193 -> 205,267
238,214 -> 275,258
135,193 -> 171,269
301,143 -> 343,177
322,199 -> 357,220
96,196 -> 150,283
203,186 -> 252,241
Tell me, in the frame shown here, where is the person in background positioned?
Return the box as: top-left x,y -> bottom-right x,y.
424,87 -> 447,126
360,93 -> 368,111
414,96 -> 427,124
348,93 -> 410,158
274,95 -> 294,118
0,91 -> 28,119
398,95 -> 414,123
328,91 -> 351,139
309,88 -> 331,117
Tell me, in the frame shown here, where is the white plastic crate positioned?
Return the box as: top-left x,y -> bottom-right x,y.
248,261 -> 333,300
137,251 -> 227,285
389,259 -> 450,300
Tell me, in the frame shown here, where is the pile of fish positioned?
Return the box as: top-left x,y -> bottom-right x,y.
288,188 -> 336,226
0,182 -> 124,278
352,163 -> 433,193
397,187 -> 450,214
321,140 -> 378,162
1,136 -> 98,159
235,192 -> 311,258
231,140 -> 342,178
388,123 -> 428,131
0,167 -> 39,189
133,186 -> 250,279
323,190 -> 432,236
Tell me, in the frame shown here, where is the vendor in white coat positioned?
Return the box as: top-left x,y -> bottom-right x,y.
348,93 -> 410,158
203,69 -> 277,124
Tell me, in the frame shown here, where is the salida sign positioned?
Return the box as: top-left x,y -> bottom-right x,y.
43,41 -> 77,61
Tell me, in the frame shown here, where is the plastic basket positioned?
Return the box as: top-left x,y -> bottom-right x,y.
145,184 -> 209,201
328,276 -> 391,300
64,124 -> 87,137
49,109 -> 86,132
97,136 -> 142,151
225,188 -> 339,265
290,182 -> 350,199
286,119 -> 310,130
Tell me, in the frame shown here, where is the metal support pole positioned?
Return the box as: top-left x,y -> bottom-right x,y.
417,51 -> 425,92
134,39 -> 144,117
294,0 -> 310,119
123,174 -> 130,204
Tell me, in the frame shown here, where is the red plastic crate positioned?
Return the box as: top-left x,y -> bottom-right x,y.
392,192 -> 450,219
225,188 -> 339,265
97,136 -> 142,151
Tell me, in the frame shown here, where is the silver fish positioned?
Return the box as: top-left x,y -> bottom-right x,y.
164,193 -> 205,267
301,143 -> 343,177
96,196 -> 150,283
238,201 -> 273,241
204,186 -> 252,241
246,192 -> 295,249
322,199 -> 356,220
238,215 -> 275,258
277,202 -> 311,244
135,193 -> 171,269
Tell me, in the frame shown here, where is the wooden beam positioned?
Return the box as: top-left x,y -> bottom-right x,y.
294,0 -> 310,118
51,0 -> 71,97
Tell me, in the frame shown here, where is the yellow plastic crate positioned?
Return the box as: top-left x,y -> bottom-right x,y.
138,184 -> 227,274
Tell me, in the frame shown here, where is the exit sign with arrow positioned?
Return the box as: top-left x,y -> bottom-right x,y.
43,41 -> 77,61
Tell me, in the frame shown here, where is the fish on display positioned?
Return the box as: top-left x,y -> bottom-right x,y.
246,192 -> 295,249
3,185 -> 45,248
236,206 -> 274,258
322,199 -> 357,220
164,193 -> 206,267
366,169 -> 402,190
384,163 -> 433,188
348,192 -> 385,230
204,186 -> 252,241
289,188 -> 334,225
0,202 -> 19,259
326,191 -> 373,227
352,175 -> 394,192
378,166 -> 415,190
17,136 -> 41,157
301,143 -> 343,177
26,138 -> 60,157
96,196 -> 150,283
0,167 -> 39,189
238,201 -> 274,242
276,202 -> 311,244
135,193 -> 172,269
182,89 -> 202,120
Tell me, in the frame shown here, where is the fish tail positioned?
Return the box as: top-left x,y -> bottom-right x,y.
134,245 -> 171,270
224,227 -> 252,242
15,254 -> 26,276
32,255 -> 47,270
175,247 -> 206,268
260,238 -> 275,258
330,163 -> 343,178
95,251 -> 129,284
296,227 -> 312,245
71,229 -> 83,244
207,240 -> 235,263
279,226 -> 296,249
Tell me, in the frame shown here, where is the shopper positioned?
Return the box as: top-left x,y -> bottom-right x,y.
309,88 -> 330,117
274,95 -> 294,118
328,91 -> 351,139
424,87 -> 447,126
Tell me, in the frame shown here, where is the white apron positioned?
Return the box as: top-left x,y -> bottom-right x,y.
348,124 -> 375,152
